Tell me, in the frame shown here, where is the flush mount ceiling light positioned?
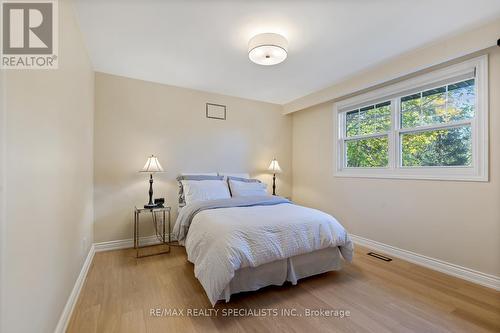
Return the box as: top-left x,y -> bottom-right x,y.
248,33 -> 288,66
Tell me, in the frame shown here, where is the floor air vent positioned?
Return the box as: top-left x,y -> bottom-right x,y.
367,252 -> 392,262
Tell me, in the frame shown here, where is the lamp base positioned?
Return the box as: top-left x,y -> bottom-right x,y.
272,173 -> 277,196
144,203 -> 158,209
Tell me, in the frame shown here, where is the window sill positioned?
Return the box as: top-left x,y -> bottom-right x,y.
334,169 -> 488,182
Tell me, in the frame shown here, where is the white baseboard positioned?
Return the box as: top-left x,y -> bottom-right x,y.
54,244 -> 96,333
54,234 -> 176,332
94,234 -> 176,252
350,234 -> 500,291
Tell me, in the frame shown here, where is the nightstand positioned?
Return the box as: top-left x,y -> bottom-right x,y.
134,206 -> 171,258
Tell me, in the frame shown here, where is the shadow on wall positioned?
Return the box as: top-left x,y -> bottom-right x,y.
94,130 -> 290,242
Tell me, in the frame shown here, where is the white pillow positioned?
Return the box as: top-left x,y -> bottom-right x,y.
229,179 -> 268,197
218,172 -> 250,180
181,180 -> 230,204
181,172 -> 217,176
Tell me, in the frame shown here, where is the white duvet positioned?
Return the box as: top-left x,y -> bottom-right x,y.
181,202 -> 353,305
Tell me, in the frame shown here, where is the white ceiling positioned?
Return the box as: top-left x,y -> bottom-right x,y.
74,0 -> 500,105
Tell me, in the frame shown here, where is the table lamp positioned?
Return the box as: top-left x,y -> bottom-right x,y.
268,158 -> 282,196
140,155 -> 164,208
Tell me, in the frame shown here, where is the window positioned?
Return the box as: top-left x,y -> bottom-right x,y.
345,101 -> 391,168
336,56 -> 488,181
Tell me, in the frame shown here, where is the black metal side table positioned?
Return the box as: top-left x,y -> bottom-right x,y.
134,206 -> 171,258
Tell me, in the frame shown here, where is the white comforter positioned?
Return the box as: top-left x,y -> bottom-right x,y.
182,202 -> 353,305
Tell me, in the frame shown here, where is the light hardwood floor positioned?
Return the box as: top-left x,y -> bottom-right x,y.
67,245 -> 500,333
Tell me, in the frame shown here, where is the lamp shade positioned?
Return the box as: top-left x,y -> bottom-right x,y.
268,158 -> 282,173
140,155 -> 164,173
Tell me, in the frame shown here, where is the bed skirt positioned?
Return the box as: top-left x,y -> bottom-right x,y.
219,247 -> 343,303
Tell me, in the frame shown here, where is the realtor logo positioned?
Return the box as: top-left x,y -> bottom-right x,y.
1,0 -> 58,69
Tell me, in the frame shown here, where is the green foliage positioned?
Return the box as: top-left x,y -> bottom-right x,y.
346,137 -> 388,167
401,126 -> 472,167
401,79 -> 474,128
345,79 -> 474,168
346,102 -> 391,137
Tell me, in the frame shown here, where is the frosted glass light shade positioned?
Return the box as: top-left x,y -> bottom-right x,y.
248,33 -> 288,66
268,158 -> 282,173
140,155 -> 164,173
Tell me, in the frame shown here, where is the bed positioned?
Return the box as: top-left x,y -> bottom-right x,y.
172,175 -> 353,306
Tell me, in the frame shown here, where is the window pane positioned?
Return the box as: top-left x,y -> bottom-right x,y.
447,79 -> 475,121
345,101 -> 391,137
401,93 -> 421,128
359,102 -> 391,135
401,125 -> 472,167
401,79 -> 475,129
346,110 -> 358,137
346,136 -> 389,167
421,87 -> 446,126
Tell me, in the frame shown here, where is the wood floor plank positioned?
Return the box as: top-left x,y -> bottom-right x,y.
119,309 -> 147,333
67,245 -> 500,333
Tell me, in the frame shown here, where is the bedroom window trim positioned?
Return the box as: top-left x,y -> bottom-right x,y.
334,55 -> 488,182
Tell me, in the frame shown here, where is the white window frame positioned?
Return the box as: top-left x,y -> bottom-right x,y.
334,55 -> 488,181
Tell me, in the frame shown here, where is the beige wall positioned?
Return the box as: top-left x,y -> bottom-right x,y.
292,47 -> 500,277
0,37 -> 5,332
94,73 -> 292,243
1,0 -> 94,332
285,19 -> 500,113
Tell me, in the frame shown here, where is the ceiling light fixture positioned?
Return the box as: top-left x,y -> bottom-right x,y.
248,33 -> 288,66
